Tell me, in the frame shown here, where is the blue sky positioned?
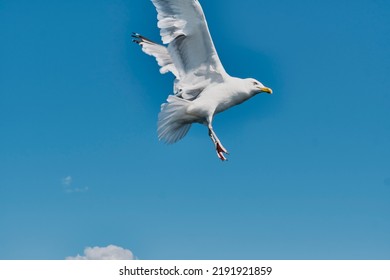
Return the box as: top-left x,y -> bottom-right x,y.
0,0 -> 389,259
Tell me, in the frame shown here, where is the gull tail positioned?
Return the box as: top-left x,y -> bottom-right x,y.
158,95 -> 192,144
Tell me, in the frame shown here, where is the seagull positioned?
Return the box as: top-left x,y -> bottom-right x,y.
132,0 -> 272,161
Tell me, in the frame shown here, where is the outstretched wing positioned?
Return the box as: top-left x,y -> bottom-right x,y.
132,33 -> 179,78
151,0 -> 228,99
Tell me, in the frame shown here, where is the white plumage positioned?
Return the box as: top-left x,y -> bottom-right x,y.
133,0 -> 272,161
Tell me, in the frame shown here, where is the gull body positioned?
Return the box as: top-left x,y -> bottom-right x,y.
133,0 -> 272,160
194,78 -> 268,115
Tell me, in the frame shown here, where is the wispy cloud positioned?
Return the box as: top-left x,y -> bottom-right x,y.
61,175 -> 89,193
62,176 -> 72,186
66,245 -> 135,260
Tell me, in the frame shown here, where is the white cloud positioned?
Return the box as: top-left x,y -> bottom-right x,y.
66,245 -> 135,260
61,175 -> 88,193
62,176 -> 72,186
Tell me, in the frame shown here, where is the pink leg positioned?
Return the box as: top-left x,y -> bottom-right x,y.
208,127 -> 229,161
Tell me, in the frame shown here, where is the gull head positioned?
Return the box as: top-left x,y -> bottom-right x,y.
246,78 -> 273,95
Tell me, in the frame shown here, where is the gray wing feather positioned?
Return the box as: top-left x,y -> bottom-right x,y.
132,33 -> 179,78
151,0 -> 228,99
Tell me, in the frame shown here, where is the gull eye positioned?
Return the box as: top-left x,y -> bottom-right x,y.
253,81 -> 258,85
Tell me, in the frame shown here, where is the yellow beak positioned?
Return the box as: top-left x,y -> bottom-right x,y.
260,86 -> 273,94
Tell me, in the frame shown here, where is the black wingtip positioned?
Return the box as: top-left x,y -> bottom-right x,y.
131,32 -> 141,44
130,32 -> 157,46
